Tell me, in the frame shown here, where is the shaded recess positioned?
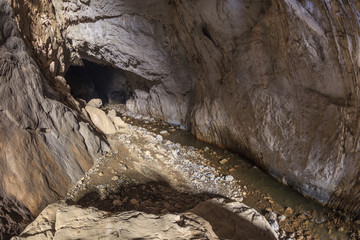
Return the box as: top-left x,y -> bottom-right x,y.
65,60 -> 160,108
65,60 -> 133,104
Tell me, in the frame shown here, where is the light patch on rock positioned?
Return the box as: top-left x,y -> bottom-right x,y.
13,199 -> 278,240
107,109 -> 127,130
87,98 -> 103,108
85,106 -> 117,135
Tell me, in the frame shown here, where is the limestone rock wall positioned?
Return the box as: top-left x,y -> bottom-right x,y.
9,0 -> 360,215
0,0 -> 107,234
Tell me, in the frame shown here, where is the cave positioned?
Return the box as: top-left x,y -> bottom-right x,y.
65,60 -> 132,104
2,0 -> 360,239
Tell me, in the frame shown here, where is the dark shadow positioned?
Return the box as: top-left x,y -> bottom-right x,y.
0,195 -> 34,240
65,60 -> 132,104
68,181 -> 223,215
67,181 -> 277,240
190,200 -> 278,240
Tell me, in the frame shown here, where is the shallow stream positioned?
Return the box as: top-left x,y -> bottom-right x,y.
104,104 -> 359,240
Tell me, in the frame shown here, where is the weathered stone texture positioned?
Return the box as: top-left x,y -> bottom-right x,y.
12,199 -> 278,240
0,0 -> 107,235
7,0 -> 360,216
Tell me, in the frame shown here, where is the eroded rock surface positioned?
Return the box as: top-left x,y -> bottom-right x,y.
8,0 -> 360,218
13,199 -> 278,240
0,0 -> 108,235
32,0 -> 359,215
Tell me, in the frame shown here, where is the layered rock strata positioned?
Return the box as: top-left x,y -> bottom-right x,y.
8,0 -> 360,217
0,0 -> 108,235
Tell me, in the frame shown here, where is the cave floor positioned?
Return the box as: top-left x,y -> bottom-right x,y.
65,104 -> 359,240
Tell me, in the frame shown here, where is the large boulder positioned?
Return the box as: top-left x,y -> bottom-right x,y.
85,106 -> 117,135
12,199 -> 278,240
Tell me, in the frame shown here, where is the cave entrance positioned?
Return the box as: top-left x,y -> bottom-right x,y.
65,60 -> 132,104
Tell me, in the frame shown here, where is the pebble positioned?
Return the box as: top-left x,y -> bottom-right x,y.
265,207 -> 272,212
278,215 -> 286,222
99,172 -> 104,176
285,207 -> 294,215
156,135 -> 163,141
111,176 -> 119,181
160,130 -> 168,135
155,154 -> 164,159
164,202 -> 171,209
130,199 -> 139,205
113,200 -> 122,206
289,232 -> 296,238
225,175 -> 234,181
297,214 -> 307,221
279,230 -> 286,238
219,159 -> 228,164
161,209 -> 169,214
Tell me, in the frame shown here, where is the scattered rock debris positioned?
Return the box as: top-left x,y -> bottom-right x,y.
62,104 -> 360,240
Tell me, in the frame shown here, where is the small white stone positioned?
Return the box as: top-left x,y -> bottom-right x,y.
225,175 -> 234,181
87,98 -> 103,108
219,159 -> 228,165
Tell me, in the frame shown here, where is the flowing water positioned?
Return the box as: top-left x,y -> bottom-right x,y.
104,104 -> 359,240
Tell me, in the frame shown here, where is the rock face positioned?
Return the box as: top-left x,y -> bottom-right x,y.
0,195 -> 33,239
0,0 -> 108,235
8,0 -> 360,216
12,199 -> 278,240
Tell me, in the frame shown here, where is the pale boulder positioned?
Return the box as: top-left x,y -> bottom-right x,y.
87,98 -> 102,108
85,106 -> 117,135
107,109 -> 127,129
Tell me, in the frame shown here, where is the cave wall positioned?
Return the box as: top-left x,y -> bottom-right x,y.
8,0 -> 360,215
0,0 -> 107,224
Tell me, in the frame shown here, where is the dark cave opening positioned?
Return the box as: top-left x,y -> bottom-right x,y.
65,60 -> 132,104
